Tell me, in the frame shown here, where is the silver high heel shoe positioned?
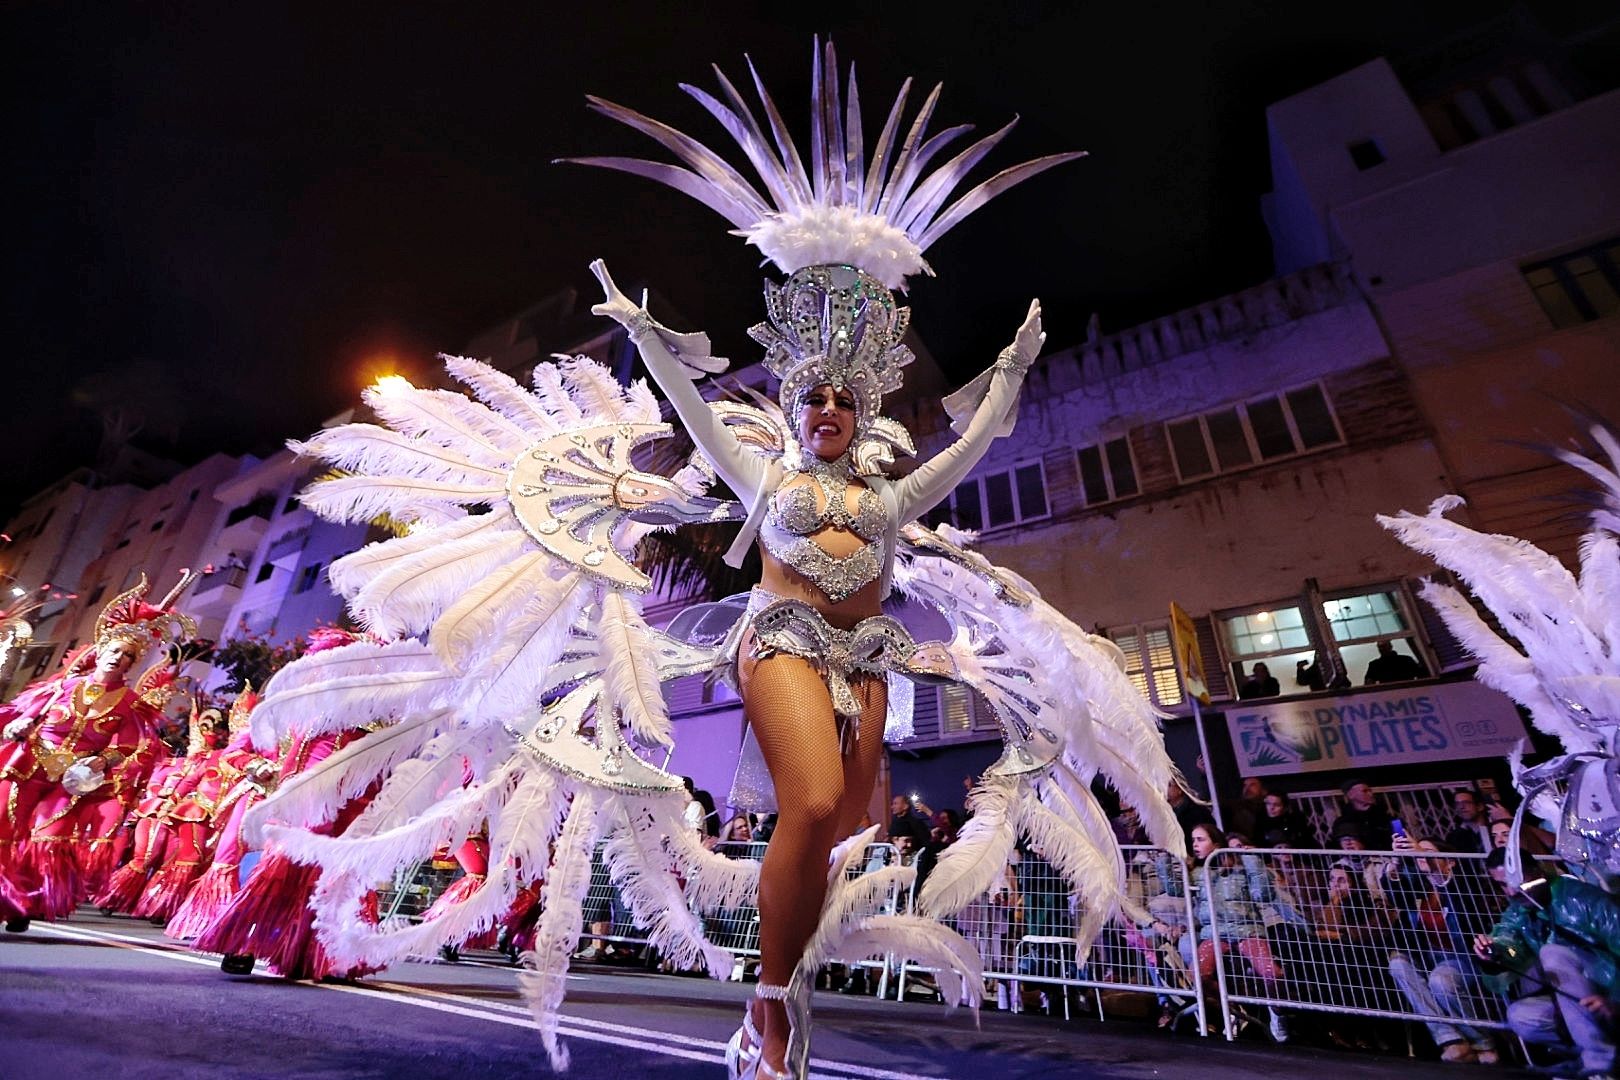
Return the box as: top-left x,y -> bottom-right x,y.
724,998 -> 763,1080
744,972 -> 811,1080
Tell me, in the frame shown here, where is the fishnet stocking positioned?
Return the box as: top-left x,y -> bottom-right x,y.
738,636 -> 887,1068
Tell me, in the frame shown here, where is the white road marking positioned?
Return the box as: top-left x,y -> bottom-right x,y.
25,923 -> 942,1080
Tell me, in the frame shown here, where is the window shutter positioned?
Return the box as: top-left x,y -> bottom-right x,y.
1192,614 -> 1232,699
939,683 -> 974,736
910,685 -> 942,741
663,675 -> 707,716
1405,575 -> 1478,673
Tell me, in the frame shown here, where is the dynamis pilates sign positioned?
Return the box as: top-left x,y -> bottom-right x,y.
1228,681 -> 1527,776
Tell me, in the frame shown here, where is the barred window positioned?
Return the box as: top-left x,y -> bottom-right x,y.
1166,383 -> 1342,482
1077,436 -> 1139,505
1108,623 -> 1184,708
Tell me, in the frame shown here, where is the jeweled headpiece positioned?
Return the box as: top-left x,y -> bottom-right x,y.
228,683 -> 259,737
93,570 -> 200,660
567,38 -> 1084,440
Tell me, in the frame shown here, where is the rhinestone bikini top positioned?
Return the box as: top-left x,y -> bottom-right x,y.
758,453 -> 891,603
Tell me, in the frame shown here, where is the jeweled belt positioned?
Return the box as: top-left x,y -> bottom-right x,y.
746,590 -> 916,726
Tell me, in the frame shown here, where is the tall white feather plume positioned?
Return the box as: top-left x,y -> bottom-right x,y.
559,354 -> 635,422
326,508 -> 515,600
427,550 -> 555,673
364,379 -> 525,463
243,711 -> 447,843
297,474 -> 499,526
315,767 -> 568,969
265,757 -> 517,880
1416,581 -> 1600,751
818,915 -> 983,1009
251,641 -> 455,745
565,40 -> 1084,287
600,801 -> 734,976
529,362 -> 585,425
350,529 -> 532,639
1017,788 -> 1118,964
915,776 -> 1018,918
290,425 -> 505,486
520,786 -> 607,1071
343,725 -> 513,840
466,577 -> 594,720
443,354 -> 562,436
659,819 -> 760,913
597,592 -> 672,749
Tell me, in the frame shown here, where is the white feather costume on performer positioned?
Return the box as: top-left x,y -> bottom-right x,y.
247,41 -> 1180,1076
1378,423 -> 1620,889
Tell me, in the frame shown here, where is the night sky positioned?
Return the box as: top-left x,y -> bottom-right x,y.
2,1 -> 1604,518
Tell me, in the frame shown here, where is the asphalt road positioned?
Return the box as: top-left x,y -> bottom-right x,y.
0,913 -> 1528,1080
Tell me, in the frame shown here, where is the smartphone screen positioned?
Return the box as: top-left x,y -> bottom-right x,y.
1391,818 -> 1407,837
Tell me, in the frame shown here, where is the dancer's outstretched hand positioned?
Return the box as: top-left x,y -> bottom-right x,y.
1013,299 -> 1046,362
588,259 -> 640,327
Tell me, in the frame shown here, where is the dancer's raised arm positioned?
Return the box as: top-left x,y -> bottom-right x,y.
893,299 -> 1045,518
589,259 -> 766,499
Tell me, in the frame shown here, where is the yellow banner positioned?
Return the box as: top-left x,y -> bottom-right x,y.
1168,602 -> 1210,705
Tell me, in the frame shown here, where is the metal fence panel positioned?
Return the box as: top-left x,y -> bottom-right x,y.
1204,845 -> 1512,1048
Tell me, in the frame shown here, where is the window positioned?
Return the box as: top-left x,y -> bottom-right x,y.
1108,623 -> 1184,708
1218,604 -> 1317,698
927,460 -> 1049,532
1165,384 -> 1342,481
226,493 -> 276,526
1524,238 -> 1620,329
1077,437 -> 1139,505
293,563 -> 324,595
1323,587 -> 1429,684
1348,139 -> 1385,170
254,562 -> 275,584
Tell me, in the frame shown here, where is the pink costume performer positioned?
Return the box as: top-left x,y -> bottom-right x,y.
0,573 -> 197,928
94,702 -> 221,914
165,687 -> 277,939
194,629 -> 381,978
134,705 -> 244,920
92,743 -> 185,912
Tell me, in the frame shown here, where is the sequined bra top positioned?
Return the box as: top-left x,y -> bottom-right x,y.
758,456 -> 891,603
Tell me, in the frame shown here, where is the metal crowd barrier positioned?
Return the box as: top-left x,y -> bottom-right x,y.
900,844 -> 1207,1029
1203,846 -> 1513,1045
379,830 -> 1539,1059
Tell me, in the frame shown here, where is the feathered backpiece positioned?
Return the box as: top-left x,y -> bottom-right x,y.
256,352 -> 766,1070
564,38 -> 1085,288
1378,421 -> 1620,886
893,522 -> 1182,958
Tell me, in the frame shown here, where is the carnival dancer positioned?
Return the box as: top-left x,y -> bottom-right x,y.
242,41 -> 1180,1077
134,706 -> 242,920
92,707 -> 210,915
165,686 -> 277,939
193,629 -> 382,979
1380,423 -> 1620,891
0,574 -> 197,928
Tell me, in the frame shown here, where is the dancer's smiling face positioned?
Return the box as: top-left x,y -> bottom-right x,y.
798,384 -> 856,461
